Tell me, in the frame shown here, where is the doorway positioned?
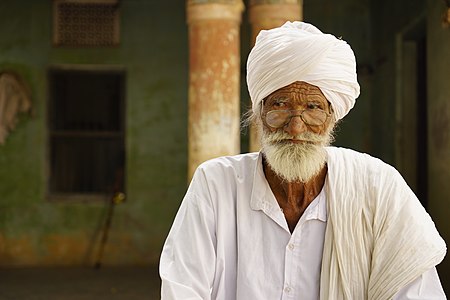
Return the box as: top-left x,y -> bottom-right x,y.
395,16 -> 428,208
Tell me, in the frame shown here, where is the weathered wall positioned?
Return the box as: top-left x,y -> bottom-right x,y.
427,0 -> 450,293
0,0 -> 188,266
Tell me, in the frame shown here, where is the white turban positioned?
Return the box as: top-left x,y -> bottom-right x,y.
247,21 -> 360,120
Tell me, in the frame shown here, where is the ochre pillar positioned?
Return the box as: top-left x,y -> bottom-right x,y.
187,0 -> 244,180
248,0 -> 302,152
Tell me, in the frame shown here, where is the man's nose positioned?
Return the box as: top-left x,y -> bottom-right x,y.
284,115 -> 308,136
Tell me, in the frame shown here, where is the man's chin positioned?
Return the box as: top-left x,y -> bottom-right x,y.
260,129 -> 333,182
262,142 -> 327,183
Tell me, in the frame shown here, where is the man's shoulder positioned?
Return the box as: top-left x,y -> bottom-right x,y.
326,146 -> 396,173
198,152 -> 260,170
327,146 -> 387,163
194,152 -> 260,180
192,152 -> 260,189
326,146 -> 372,158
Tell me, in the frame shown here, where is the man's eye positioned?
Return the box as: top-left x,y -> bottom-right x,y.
273,101 -> 286,108
307,103 -> 321,109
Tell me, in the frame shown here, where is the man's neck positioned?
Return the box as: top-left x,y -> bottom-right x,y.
263,158 -> 327,232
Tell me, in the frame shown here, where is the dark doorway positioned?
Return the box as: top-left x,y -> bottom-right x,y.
416,36 -> 427,208
396,17 -> 428,208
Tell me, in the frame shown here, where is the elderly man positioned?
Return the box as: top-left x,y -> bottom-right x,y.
160,22 -> 446,299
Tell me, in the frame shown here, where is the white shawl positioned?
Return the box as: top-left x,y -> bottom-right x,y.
321,147 -> 447,299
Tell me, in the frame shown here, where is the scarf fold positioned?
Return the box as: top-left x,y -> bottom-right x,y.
321,147 -> 447,300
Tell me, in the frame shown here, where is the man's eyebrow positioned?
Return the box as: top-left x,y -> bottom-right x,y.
266,95 -> 289,102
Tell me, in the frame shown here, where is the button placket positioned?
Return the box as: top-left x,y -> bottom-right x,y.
282,234 -> 298,298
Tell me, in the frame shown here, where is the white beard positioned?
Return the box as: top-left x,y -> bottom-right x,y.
261,130 -> 333,183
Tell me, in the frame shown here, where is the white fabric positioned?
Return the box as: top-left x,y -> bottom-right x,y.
321,147 -> 447,299
394,268 -> 447,300
160,149 -> 446,299
246,21 -> 360,120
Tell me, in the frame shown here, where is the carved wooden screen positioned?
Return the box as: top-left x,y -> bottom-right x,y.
53,0 -> 120,47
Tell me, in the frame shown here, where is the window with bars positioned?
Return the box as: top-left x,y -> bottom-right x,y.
48,68 -> 125,200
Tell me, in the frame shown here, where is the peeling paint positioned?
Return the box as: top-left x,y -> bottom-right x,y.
187,12 -> 242,178
0,232 -> 150,266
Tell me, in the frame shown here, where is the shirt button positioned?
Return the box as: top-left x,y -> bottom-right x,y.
284,286 -> 291,293
288,243 -> 295,250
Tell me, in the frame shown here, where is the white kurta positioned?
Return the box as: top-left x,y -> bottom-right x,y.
160,148 -> 446,299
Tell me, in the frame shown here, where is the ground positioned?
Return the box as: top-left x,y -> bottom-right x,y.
0,265 -> 160,300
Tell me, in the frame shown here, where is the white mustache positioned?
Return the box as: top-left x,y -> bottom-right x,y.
263,130 -> 328,144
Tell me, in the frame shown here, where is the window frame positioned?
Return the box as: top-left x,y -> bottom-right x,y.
46,64 -> 126,202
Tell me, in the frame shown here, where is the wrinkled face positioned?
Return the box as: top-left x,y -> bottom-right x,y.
260,81 -> 335,182
261,81 -> 333,137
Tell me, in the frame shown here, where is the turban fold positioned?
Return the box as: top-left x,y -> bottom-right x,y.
246,21 -> 360,120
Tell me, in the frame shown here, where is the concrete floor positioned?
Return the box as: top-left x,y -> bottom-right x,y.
0,265 -> 161,300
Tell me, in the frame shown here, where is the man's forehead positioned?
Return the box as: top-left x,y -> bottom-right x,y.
268,81 -> 324,97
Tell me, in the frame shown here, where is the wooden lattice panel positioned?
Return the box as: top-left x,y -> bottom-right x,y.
53,0 -> 120,47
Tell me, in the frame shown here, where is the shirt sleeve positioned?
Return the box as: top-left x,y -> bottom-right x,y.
159,168 -> 217,300
393,268 -> 446,299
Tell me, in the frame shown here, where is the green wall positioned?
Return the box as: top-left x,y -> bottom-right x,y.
0,0 -> 188,265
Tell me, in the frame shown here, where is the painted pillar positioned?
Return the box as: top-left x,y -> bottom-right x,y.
248,0 -> 302,152
186,0 -> 244,180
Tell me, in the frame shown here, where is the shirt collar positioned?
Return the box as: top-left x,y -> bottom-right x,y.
250,152 -> 271,211
250,152 -> 327,223
303,186 -> 327,222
